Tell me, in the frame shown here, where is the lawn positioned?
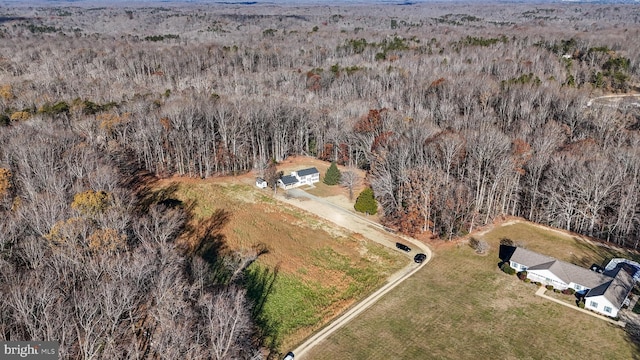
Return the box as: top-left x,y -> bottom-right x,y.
157,179 -> 405,352
275,156 -> 368,203
479,221 -> 640,267
305,221 -> 639,359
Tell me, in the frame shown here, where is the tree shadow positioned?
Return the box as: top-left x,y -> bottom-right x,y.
498,244 -> 516,262
136,181 -> 190,213
109,147 -> 158,194
188,209 -> 232,284
0,16 -> 28,24
244,263 -> 281,355
569,236 -> 640,268
624,323 -> 640,359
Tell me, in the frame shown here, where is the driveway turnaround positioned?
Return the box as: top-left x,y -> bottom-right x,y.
276,188 -> 432,358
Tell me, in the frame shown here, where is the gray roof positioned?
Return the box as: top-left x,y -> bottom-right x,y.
280,175 -> 298,185
509,247 -> 555,268
296,167 -> 319,177
510,247 -> 612,288
586,268 -> 635,307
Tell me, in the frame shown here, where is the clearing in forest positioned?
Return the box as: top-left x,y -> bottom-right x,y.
156,167 -> 404,352
303,220 -> 639,359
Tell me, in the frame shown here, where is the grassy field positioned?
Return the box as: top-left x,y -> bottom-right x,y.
158,179 -> 405,352
305,221 -> 639,359
479,221 -> 640,267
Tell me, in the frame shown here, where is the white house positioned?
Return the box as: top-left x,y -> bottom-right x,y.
256,177 -> 267,189
292,167 -> 320,185
277,175 -> 299,190
584,269 -> 635,317
507,246 -> 636,317
508,247 -> 611,293
276,167 -> 320,190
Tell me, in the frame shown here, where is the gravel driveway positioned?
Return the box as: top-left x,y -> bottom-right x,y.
275,187 -> 432,358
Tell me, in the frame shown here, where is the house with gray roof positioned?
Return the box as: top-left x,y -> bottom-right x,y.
291,167 -> 319,186
584,268 -> 635,317
277,175 -> 299,190
277,167 -> 320,189
507,246 -> 636,317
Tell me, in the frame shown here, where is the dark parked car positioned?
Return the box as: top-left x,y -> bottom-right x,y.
414,253 -> 427,263
396,242 -> 411,252
283,352 -> 295,360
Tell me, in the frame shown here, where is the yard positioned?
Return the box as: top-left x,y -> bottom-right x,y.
156,176 -> 405,352
304,220 -> 639,359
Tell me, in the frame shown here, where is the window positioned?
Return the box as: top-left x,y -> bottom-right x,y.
604,306 -> 612,313
589,301 -> 598,308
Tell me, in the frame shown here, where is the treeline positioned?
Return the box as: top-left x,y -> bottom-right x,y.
0,120 -> 263,358
1,3 -> 639,356
0,2 -> 639,259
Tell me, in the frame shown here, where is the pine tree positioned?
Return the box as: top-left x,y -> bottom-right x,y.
323,161 -> 341,185
354,188 -> 378,215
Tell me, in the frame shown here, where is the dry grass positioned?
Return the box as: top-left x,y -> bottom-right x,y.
276,156 -> 368,200
155,175 -> 405,351
305,221 -> 640,360
479,220 -> 640,267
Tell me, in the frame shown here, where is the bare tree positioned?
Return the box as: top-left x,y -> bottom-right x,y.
199,286 -> 256,360
340,169 -> 360,201
264,160 -> 282,196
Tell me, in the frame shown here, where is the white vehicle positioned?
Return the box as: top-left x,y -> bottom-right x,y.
283,352 -> 295,360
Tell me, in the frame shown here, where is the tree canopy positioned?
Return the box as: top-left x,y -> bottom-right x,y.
324,161 -> 342,185
354,188 -> 378,215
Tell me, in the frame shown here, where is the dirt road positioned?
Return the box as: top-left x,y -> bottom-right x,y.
587,93 -> 640,108
276,188 -> 432,359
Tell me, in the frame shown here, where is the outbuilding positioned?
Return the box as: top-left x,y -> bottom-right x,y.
256,177 -> 268,189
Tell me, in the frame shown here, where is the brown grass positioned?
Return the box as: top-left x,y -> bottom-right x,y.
304,221 -> 639,359
155,165 -> 405,350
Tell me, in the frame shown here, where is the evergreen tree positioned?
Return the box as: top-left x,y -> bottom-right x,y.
354,187 -> 378,215
323,161 -> 341,185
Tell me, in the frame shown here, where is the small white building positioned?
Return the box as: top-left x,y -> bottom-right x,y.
292,167 -> 320,185
256,177 -> 267,189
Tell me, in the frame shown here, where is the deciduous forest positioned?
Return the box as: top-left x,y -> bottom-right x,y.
0,1 -> 639,358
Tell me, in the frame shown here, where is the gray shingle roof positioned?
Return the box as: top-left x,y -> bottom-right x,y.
297,167 -> 319,177
509,247 -> 612,288
509,247 -> 554,268
280,175 -> 298,185
586,268 -> 635,308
